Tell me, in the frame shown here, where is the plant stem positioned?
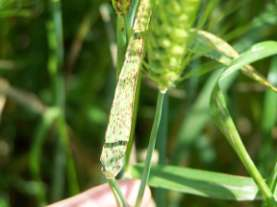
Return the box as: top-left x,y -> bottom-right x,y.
135,92 -> 165,207
262,163 -> 277,207
115,0 -> 139,76
155,94 -> 168,207
56,114 -> 80,195
47,0 -> 79,199
108,179 -> 128,207
116,15 -> 127,76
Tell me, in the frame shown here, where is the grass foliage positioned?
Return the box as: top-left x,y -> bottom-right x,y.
0,0 -> 277,206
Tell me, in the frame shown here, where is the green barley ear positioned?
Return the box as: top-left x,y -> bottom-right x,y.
112,0 -> 131,16
146,0 -> 200,92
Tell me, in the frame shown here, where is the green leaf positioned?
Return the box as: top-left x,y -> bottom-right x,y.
219,41 -> 277,85
211,41 -> 277,201
174,35 -> 277,168
129,164 -> 260,201
262,57 -> 277,132
263,58 -> 277,196
190,31 -> 277,92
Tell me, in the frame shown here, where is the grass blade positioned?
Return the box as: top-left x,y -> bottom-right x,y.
129,164 -> 260,201
211,41 -> 277,202
173,36 -> 277,165
191,30 -> 277,92
262,57 -> 277,133
47,0 -> 79,199
264,57 -> 277,198
100,0 -> 151,179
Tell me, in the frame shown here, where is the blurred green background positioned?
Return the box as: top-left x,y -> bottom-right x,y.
0,0 -> 277,206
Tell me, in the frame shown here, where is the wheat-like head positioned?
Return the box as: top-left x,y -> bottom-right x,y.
146,0 -> 200,92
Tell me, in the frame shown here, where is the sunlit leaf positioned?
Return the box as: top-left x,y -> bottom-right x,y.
129,164 -> 260,201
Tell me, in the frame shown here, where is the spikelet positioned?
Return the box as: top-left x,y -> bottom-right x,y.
146,0 -> 200,92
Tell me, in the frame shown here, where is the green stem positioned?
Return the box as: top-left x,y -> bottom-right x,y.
30,108 -> 60,205
47,0 -> 79,199
270,160 -> 277,194
108,179 -> 128,207
115,0 -> 139,76
116,15 -> 127,76
155,94 -> 168,207
47,0 -> 65,200
126,0 -> 139,32
135,92 -> 165,207
56,114 -> 80,195
263,58 -> 277,205
263,163 -> 277,207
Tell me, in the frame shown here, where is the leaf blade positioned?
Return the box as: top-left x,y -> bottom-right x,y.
129,164 -> 260,201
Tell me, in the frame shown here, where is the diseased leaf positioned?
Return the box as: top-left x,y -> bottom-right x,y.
100,0 -> 151,178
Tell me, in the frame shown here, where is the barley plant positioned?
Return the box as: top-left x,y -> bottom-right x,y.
0,0 -> 277,206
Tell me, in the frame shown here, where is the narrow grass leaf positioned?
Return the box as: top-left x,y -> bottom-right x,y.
262,57 -> 277,132
211,41 -> 277,201
30,108 -> 60,177
129,164 -> 260,201
100,0 -> 151,179
190,31 -> 277,92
